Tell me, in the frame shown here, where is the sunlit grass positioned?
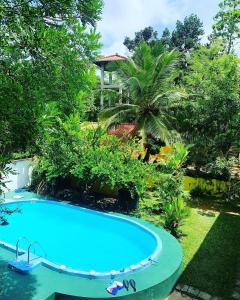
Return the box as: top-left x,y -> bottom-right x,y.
141,200 -> 240,299
180,207 -> 240,299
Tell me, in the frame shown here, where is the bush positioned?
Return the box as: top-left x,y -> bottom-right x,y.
137,143 -> 190,237
224,180 -> 240,203
204,156 -> 237,179
34,114 -> 160,199
162,196 -> 190,238
33,114 -> 190,235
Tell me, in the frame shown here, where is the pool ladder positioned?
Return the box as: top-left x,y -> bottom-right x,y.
16,236 -> 47,263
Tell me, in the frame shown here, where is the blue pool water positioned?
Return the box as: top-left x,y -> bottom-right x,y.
0,200 -> 160,273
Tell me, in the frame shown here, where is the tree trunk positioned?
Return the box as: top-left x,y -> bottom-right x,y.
143,144 -> 151,162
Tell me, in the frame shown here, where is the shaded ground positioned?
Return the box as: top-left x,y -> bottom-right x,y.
0,254 -> 38,300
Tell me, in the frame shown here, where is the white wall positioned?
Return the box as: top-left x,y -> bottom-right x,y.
3,159 -> 33,192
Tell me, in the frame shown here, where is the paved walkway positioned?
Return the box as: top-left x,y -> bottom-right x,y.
167,291 -> 194,299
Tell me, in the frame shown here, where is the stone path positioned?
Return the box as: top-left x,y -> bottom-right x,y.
232,263 -> 240,299
166,284 -> 222,300
167,291 -> 194,300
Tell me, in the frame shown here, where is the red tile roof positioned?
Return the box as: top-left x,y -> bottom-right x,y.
96,53 -> 126,62
108,123 -> 138,138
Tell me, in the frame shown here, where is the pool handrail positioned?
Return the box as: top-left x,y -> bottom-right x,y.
27,241 -> 47,263
16,236 -> 31,261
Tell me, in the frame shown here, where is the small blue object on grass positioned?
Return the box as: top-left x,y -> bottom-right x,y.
106,281 -> 124,295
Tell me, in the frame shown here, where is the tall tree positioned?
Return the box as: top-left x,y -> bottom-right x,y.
171,14 -> 204,51
0,0 -> 103,156
178,41 -> 240,165
160,28 -> 172,49
124,26 -> 158,52
100,44 -> 185,160
213,0 -> 240,54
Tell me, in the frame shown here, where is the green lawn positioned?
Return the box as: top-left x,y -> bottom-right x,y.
180,206 -> 240,299
141,199 -> 240,299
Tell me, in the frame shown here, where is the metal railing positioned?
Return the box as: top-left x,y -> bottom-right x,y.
27,241 -> 47,263
16,237 -> 47,264
16,236 -> 31,261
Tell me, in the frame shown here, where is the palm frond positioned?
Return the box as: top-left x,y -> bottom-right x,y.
153,50 -> 179,89
103,108 -> 137,129
126,77 -> 143,97
152,90 -> 188,107
148,113 -> 172,143
99,104 -> 137,121
98,44 -> 182,146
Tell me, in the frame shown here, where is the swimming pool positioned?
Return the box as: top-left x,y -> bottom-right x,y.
0,200 -> 162,278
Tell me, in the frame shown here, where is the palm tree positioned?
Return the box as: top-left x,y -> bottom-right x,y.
99,43 -> 185,160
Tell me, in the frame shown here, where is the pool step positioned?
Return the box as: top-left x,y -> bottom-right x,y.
8,252 -> 43,273
8,237 -> 47,274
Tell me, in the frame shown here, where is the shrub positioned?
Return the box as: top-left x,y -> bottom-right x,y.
34,114 -> 190,235
224,180 -> 240,203
204,156 -> 237,179
34,114 -> 159,199
162,196 -> 190,237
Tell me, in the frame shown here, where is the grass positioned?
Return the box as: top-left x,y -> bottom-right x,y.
140,198 -> 240,299
180,208 -> 240,299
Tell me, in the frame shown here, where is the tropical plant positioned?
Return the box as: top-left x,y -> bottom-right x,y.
137,143 -> 190,218
177,41 -> 240,165
100,43 -> 186,160
0,156 -> 21,225
34,114 -> 161,199
157,143 -> 190,173
162,196 -> 190,237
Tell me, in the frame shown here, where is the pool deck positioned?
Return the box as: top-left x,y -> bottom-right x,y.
0,191 -> 183,300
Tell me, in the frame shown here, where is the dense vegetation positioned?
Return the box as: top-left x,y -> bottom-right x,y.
0,0 -> 239,233
0,0 -> 103,158
0,0 -> 239,297
100,44 -> 185,160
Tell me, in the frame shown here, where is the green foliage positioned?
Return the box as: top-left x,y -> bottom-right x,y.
0,0 -> 102,157
162,196 -> 190,237
33,111 -> 190,235
35,114 -> 160,198
224,180 -> 240,202
100,44 -> 186,149
171,14 -> 204,51
0,0 -> 103,29
213,0 -> 240,53
123,14 -> 204,53
123,26 -> 158,52
204,157 -> 237,179
138,143 -> 190,237
157,143 -> 190,173
0,155 -> 13,195
178,41 -> 240,165
0,155 -> 20,223
160,28 -> 171,49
